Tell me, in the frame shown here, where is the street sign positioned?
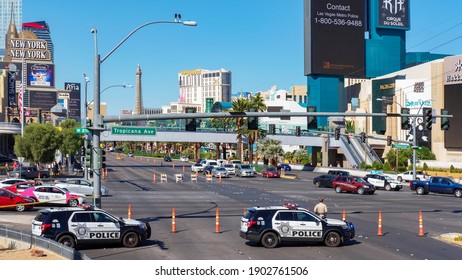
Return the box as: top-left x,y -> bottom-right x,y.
75,128 -> 90,134
392,144 -> 410,149
112,126 -> 156,136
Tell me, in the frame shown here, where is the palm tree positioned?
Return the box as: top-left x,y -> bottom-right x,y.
247,93 -> 267,162
256,138 -> 284,167
231,98 -> 249,161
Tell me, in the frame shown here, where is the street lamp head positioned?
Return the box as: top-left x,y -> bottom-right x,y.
182,21 -> 197,26
91,28 -> 97,34
124,84 -> 133,88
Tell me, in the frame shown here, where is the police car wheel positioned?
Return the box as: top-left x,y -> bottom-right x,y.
261,232 -> 279,248
385,184 -> 391,191
58,235 -> 76,248
68,199 -> 79,207
122,232 -> 140,248
15,203 -> 26,212
324,232 -> 341,247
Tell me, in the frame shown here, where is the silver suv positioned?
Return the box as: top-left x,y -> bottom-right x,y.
236,164 -> 255,177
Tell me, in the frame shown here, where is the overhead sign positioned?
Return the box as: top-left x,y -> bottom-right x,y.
75,128 -> 90,134
392,144 -> 410,149
444,55 -> 462,86
112,126 -> 156,136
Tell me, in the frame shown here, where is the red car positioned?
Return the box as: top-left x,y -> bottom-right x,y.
261,167 -> 280,178
332,176 -> 376,195
4,181 -> 37,194
0,188 -> 34,212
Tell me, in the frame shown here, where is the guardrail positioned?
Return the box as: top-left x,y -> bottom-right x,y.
0,227 -> 90,260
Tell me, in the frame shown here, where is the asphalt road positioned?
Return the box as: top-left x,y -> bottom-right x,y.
2,153 -> 462,260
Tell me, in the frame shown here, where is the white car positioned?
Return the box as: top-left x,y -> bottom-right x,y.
54,178 -> 109,196
0,178 -> 32,188
223,164 -> 236,175
235,164 -> 255,177
396,171 -> 429,182
191,163 -> 204,173
180,156 -> 189,162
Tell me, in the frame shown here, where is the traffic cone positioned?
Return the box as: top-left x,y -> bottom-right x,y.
418,211 -> 425,237
172,208 -> 177,233
244,208 -> 247,215
342,210 -> 346,222
173,164 -> 175,170
219,174 -> 222,183
105,168 -> 108,178
215,208 -> 221,233
128,204 -> 132,219
377,211 -> 383,236
102,169 -> 105,180
153,173 -> 157,184
38,171 -> 41,179
182,165 -> 185,172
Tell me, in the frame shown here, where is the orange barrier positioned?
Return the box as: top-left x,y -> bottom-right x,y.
377,211 -> 383,236
172,208 -> 177,233
128,204 -> 132,219
342,210 -> 346,222
215,208 -> 221,233
418,211 -> 425,237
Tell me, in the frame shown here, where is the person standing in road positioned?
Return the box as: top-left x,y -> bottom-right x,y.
314,198 -> 328,218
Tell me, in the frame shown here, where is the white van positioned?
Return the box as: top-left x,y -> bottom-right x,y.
205,160 -> 218,167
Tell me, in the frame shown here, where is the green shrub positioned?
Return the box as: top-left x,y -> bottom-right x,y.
383,161 -> 392,172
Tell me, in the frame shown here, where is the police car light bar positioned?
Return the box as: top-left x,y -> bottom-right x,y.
283,202 -> 299,210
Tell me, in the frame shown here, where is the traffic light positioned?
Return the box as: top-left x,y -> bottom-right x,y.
85,118 -> 92,128
85,146 -> 92,168
360,132 -> 366,143
409,153 -> 414,163
269,124 -> 276,135
247,107 -> 258,130
185,107 -> 197,131
424,108 -> 432,130
307,106 -> 317,130
334,128 -> 340,140
387,136 -> 392,146
441,109 -> 450,131
295,126 -> 301,137
400,108 -> 410,130
101,149 -> 106,169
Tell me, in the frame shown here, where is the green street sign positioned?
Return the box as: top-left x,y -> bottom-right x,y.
112,126 -> 156,136
392,144 -> 410,149
75,128 -> 90,134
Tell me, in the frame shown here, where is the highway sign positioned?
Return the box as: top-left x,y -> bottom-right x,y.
75,128 -> 90,134
392,144 -> 410,149
112,126 -> 156,136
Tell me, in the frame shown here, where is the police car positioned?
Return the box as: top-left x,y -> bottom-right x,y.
31,205 -> 151,249
240,203 -> 355,248
363,174 -> 403,191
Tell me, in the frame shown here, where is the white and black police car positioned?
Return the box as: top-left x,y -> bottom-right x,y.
240,202 -> 355,248
31,205 -> 151,249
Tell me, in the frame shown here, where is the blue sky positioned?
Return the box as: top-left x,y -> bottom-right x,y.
22,0 -> 462,116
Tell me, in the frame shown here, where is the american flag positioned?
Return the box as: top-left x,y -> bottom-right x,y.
18,82 -> 23,119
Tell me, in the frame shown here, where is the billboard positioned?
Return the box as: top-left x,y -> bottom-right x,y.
444,84 -> 462,149
27,63 -> 54,87
29,91 -> 57,111
372,77 -> 396,134
65,82 -> 82,121
304,0 -> 365,77
444,55 -> 462,86
378,0 -> 410,30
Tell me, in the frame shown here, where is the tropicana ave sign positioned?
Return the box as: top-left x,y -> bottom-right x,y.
111,126 -> 156,136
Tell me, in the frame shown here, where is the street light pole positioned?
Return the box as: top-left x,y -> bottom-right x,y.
91,17 -> 197,208
83,73 -> 90,180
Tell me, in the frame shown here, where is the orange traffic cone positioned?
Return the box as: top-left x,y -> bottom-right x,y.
102,169 -> 105,180
128,204 -> 132,219
377,211 -> 383,236
182,165 -> 185,172
244,208 -> 247,215
105,168 -> 108,178
418,211 -> 425,237
342,210 -> 346,222
172,208 -> 177,233
153,173 -> 156,184
215,208 -> 221,233
219,174 -> 222,183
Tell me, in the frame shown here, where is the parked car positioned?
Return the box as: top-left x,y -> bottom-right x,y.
127,152 -> 134,157
261,167 -> 280,178
363,174 -> 402,191
217,159 -> 227,166
277,163 -> 292,171
0,188 -> 34,212
410,176 -> 462,197
236,164 -> 255,177
3,181 -> 38,194
396,171 -> 428,182
211,167 -> 229,178
163,156 -> 172,162
332,176 -> 376,195
230,160 -> 242,168
223,164 -> 236,175
7,166 -> 50,179
191,163 -> 204,173
0,178 -> 32,188
54,178 -> 110,197
180,156 -> 189,162
313,174 -> 336,188
21,186 -> 87,207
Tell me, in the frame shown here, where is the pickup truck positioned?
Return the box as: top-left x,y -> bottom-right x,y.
7,166 -> 50,180
410,176 -> 462,198
396,171 -> 428,182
